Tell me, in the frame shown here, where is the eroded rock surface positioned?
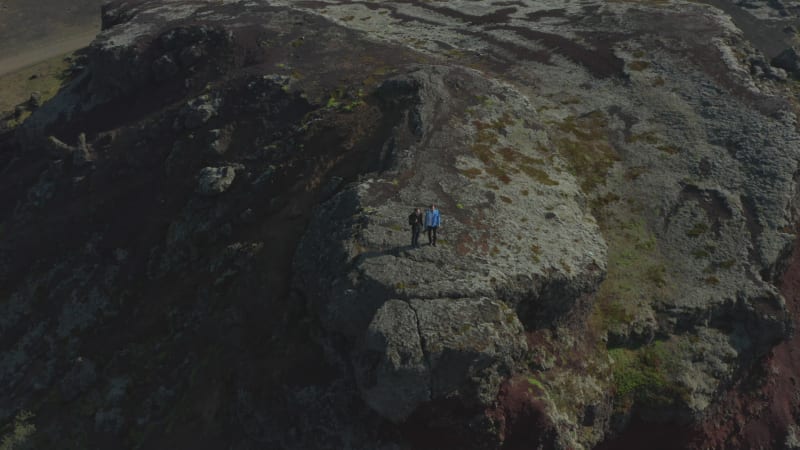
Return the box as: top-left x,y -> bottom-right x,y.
2,0 -> 800,449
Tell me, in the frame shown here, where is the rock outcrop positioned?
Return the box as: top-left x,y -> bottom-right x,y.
773,47 -> 800,78
1,0 -> 800,449
196,165 -> 237,195
294,65 -> 607,440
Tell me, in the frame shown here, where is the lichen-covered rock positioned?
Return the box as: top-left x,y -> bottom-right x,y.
359,299 -> 429,422
196,165 -> 235,195
286,0 -> 800,445
3,0 -> 800,448
180,95 -> 221,130
294,65 -> 607,442
27,92 -> 42,109
359,297 -> 527,422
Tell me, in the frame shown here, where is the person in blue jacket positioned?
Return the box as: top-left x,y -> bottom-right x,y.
425,204 -> 441,246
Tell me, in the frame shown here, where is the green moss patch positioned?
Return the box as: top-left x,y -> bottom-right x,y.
553,111 -> 619,191
628,60 -> 650,71
0,411 -> 36,450
626,131 -> 660,144
526,376 -> 546,393
686,222 -> 708,238
520,165 -> 559,185
624,166 -> 648,181
658,144 -> 680,154
609,340 -> 687,410
589,215 -> 668,332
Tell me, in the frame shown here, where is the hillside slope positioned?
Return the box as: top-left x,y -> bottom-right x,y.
1,0 -> 800,448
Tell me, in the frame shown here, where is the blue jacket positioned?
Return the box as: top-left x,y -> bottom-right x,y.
425,208 -> 441,227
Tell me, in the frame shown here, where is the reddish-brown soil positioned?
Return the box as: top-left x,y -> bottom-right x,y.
598,235 -> 800,449
692,236 -> 800,449
595,420 -> 698,450
488,375 -> 558,450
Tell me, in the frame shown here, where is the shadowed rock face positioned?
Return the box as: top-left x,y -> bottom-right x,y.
2,0 -> 800,449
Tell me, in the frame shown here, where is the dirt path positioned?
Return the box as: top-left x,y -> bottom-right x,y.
0,30 -> 98,76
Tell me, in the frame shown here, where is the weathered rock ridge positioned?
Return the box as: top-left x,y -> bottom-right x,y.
1,0 -> 800,448
293,65 -> 607,438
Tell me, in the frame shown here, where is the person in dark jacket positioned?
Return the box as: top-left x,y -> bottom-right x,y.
425,204 -> 441,246
409,208 -> 424,248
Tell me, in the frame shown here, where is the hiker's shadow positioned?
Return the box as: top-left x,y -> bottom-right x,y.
355,244 -> 429,262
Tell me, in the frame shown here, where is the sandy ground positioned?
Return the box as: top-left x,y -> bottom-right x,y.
0,0 -> 101,112
0,30 -> 97,76
0,0 -> 102,74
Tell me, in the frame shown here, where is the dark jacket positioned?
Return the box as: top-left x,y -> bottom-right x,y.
409,212 -> 423,229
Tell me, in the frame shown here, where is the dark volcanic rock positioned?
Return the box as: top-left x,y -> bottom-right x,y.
195,165 -> 236,195
2,0 -> 800,449
152,53 -> 179,82
60,358 -> 97,402
359,297 -> 528,422
27,91 -> 42,109
772,47 -> 800,78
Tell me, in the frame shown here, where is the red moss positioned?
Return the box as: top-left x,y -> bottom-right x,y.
486,376 -> 557,449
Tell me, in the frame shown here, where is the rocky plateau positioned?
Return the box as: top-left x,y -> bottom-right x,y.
2,0 -> 800,449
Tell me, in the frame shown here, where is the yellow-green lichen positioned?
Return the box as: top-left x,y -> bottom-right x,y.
609,340 -> 687,411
